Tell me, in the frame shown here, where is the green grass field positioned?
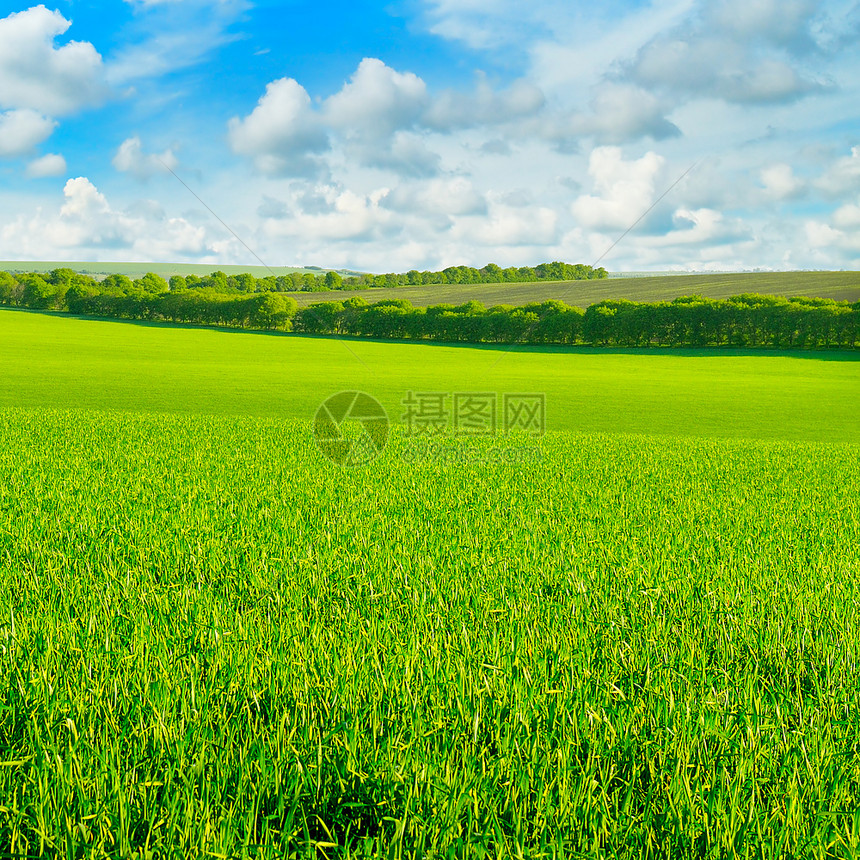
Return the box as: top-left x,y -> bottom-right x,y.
1,309 -> 858,442
1,308 -> 860,857
284,270 -> 860,308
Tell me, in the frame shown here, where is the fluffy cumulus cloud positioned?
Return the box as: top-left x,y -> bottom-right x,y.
648,207 -> 753,249
0,176 -> 243,262
556,82 -> 680,146
760,164 -> 805,200
239,171 -> 569,271
572,147 -> 666,230
423,77 -> 545,130
832,201 -> 860,230
25,152 -> 66,178
325,59 -> 427,137
802,151 -> 860,266
0,6 -> 107,169
0,6 -> 106,116
381,177 -> 488,218
228,58 -> 549,179
112,136 -> 179,180
227,77 -> 328,177
260,186 -> 397,245
815,146 -> 860,198
0,108 -> 55,157
804,216 -> 860,265
453,201 -> 559,247
627,0 -> 826,105
324,59 -> 439,176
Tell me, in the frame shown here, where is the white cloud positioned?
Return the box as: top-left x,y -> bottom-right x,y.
815,146 -> 860,198
572,147 -> 666,230
705,0 -> 820,49
804,217 -> 860,262
760,163 -> 805,199
381,177 -> 488,217
423,76 -> 545,130
324,58 -> 427,136
364,131 -> 441,177
227,77 -> 328,177
322,60 -> 442,176
261,187 -> 396,243
230,59 -> 553,179
627,0 -> 826,105
0,109 -> 55,157
25,152 -> 66,178
454,202 -> 559,246
529,1 -> 697,95
0,177 -> 242,262
651,207 -> 753,247
833,200 -> 860,229
112,136 -> 179,180
559,82 -> 680,145
0,6 -> 106,115
419,0 -> 538,51
257,195 -> 288,219
719,59 -> 823,104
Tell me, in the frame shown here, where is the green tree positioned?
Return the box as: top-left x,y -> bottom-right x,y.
101,274 -> 134,295
247,293 -> 297,330
66,282 -> 99,313
48,268 -> 78,287
0,271 -> 20,305
209,271 -> 229,292
324,270 -> 343,290
294,301 -> 344,333
234,272 -> 257,293
19,274 -> 59,309
133,273 -> 170,295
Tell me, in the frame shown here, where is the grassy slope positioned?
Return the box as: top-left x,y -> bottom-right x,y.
287,270 -> 860,307
3,305 -> 860,855
1,307 -> 858,442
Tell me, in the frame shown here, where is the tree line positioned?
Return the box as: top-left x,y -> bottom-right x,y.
1,268 -> 857,348
291,294 -> 858,348
0,261 -> 606,305
340,261 -> 608,288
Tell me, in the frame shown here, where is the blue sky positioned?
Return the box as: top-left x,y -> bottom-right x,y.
0,0 -> 857,271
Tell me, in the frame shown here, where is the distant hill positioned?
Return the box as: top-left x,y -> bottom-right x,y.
2,262 -> 858,308
284,270 -> 860,308
0,260 -> 365,280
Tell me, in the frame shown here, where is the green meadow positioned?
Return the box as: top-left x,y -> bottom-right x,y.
1,309 -> 858,442
1,307 -> 860,857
